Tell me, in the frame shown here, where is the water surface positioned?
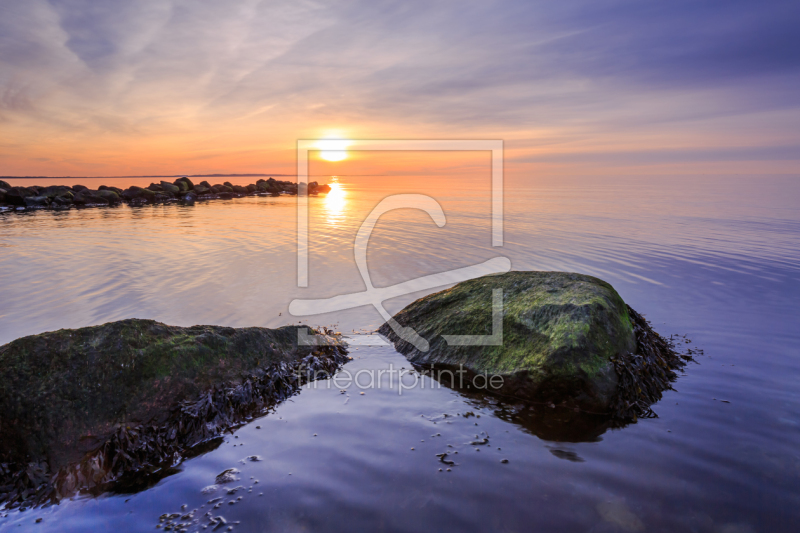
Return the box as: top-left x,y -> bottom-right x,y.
1,175 -> 799,532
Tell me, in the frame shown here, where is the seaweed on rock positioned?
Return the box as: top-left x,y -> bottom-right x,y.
608,306 -> 693,421
0,330 -> 348,510
379,271 -> 694,422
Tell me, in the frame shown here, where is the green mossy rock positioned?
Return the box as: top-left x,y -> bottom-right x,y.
95,189 -> 120,203
174,177 -> 194,190
0,319 -> 333,471
379,271 -> 637,410
40,185 -> 72,198
160,181 -> 180,194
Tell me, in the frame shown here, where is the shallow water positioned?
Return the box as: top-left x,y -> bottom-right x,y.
1,174 -> 799,531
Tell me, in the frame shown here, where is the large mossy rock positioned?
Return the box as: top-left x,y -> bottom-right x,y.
380,271 -> 684,415
0,319 -> 346,502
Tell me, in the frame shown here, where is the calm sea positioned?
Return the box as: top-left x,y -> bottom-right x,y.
1,174 -> 799,532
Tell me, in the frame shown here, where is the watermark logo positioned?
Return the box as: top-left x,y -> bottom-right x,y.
293,363 -> 505,395
289,140 -> 509,350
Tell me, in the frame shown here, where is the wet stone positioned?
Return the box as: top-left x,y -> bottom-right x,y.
215,468 -> 240,484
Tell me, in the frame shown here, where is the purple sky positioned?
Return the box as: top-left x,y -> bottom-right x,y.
1,0 -> 799,177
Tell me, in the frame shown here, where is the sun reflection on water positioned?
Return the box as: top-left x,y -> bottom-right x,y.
322,181 -> 347,225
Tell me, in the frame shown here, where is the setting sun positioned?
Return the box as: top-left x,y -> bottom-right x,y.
317,139 -> 350,161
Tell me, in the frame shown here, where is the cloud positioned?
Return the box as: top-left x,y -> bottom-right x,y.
0,0 -> 798,174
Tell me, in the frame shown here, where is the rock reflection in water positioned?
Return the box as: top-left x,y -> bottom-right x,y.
414,363 -> 617,443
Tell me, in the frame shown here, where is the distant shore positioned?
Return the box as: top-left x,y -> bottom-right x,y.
0,177 -> 331,211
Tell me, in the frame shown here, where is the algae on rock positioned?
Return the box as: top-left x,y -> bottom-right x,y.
0,319 -> 348,508
379,271 -> 687,416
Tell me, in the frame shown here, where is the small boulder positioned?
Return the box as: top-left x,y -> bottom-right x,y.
147,183 -> 164,192
122,186 -> 156,204
73,189 -> 109,206
98,185 -> 123,195
5,186 -> 37,206
153,192 -> 173,203
40,186 -> 73,199
24,196 -> 50,208
51,196 -> 72,208
0,179 -> 11,189
71,184 -> 88,192
246,184 -> 256,193
215,468 -> 240,484
160,181 -> 181,194
183,192 -> 197,205
175,177 -> 194,190
95,190 -> 121,204
193,184 -> 211,195
232,185 -> 248,194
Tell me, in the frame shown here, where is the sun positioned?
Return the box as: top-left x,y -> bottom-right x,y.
317,139 -> 350,162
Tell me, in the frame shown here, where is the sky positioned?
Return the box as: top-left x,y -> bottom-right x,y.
1,0 -> 799,179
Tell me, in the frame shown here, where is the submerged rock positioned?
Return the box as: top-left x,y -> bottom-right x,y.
0,319 -> 347,507
379,271 -> 688,418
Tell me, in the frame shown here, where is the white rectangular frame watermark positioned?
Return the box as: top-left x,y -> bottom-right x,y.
296,139 -> 504,288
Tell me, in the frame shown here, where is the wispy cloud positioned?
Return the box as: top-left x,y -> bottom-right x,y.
0,0 -> 798,175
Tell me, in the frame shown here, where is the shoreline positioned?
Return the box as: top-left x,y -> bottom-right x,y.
0,177 -> 331,212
